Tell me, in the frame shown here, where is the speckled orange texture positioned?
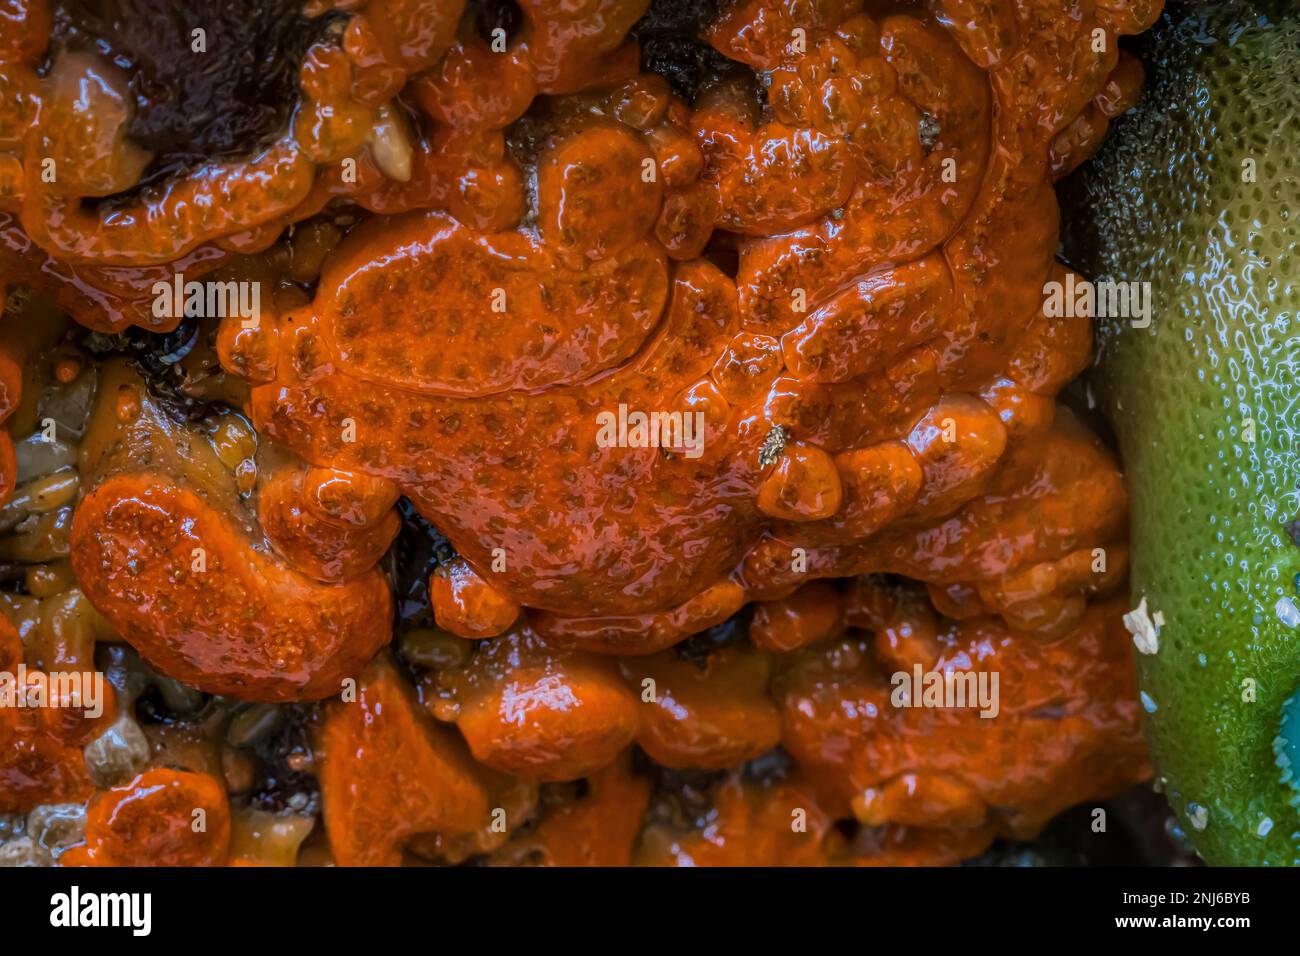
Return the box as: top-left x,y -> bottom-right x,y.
238,0 -> 1149,649
634,767 -> 1000,866
0,0 -> 1162,865
67,362 -> 394,701
60,768 -> 231,866
777,582 -> 1148,837
315,653 -> 492,866
0,615 -> 114,814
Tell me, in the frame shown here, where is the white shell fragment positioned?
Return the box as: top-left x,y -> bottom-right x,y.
1123,596 -> 1163,655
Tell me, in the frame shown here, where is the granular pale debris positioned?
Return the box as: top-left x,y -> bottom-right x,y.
758,424 -> 788,467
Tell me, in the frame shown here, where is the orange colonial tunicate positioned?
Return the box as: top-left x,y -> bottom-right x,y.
450,628 -> 640,781
775,588 -> 1150,838
315,653 -> 491,865
620,645 -> 782,769
0,0 -> 1165,867
60,769 -> 231,866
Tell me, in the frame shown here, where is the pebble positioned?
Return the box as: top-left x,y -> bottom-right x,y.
83,713 -> 151,787
0,835 -> 53,867
27,803 -> 87,854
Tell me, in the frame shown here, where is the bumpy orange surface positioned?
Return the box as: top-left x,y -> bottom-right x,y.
0,615 -> 115,814
60,768 -> 232,866
0,0 -> 1160,865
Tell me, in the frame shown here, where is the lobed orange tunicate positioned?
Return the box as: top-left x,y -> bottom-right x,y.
0,615 -> 115,815
0,0 -> 1166,866
60,769 -> 231,866
315,653 -> 492,866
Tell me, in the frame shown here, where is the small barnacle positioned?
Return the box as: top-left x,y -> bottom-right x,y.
758,424 -> 788,467
918,113 -> 941,153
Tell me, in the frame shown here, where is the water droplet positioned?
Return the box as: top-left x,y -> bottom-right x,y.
1276,596 -> 1300,629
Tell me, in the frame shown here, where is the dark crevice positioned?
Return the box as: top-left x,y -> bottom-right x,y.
741,746 -> 793,786
632,0 -> 734,103
673,605 -> 753,668
49,0 -> 341,195
387,498 -> 459,627
249,704 -> 320,816
81,320 -> 219,421
641,760 -> 728,830
467,0 -> 523,46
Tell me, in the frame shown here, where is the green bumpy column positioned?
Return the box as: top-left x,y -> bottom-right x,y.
1067,0 -> 1299,864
